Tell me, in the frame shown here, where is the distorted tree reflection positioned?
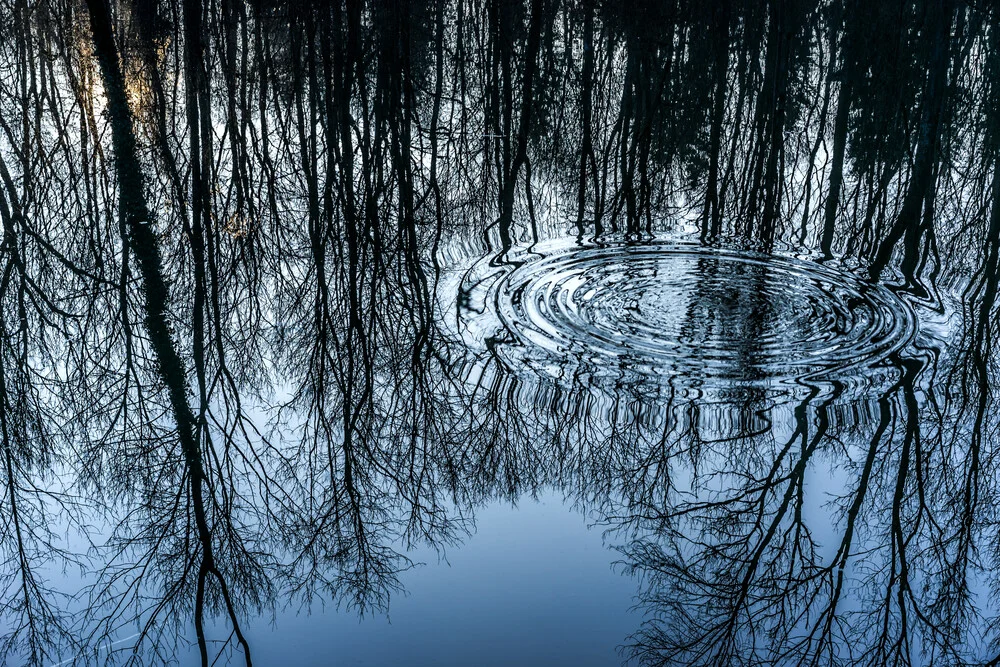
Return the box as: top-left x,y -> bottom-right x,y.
4,0 -> 1000,665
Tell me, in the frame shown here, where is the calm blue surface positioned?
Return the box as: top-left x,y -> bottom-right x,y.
169,494 -> 638,667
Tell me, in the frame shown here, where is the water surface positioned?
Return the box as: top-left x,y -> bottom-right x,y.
1,1 -> 999,666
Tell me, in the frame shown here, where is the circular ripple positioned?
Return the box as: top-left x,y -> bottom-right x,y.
494,241 -> 916,385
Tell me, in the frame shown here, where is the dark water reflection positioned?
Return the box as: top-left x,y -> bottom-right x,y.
3,0 -> 1000,665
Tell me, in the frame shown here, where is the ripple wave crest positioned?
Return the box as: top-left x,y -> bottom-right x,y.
494,241 -> 917,386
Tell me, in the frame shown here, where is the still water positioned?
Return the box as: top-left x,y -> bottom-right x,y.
182,494 -> 639,667
3,0 -> 1000,665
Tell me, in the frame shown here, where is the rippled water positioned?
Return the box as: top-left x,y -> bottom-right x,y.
461,238 -> 918,393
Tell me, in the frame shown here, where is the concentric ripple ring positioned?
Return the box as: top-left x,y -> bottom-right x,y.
494,241 -> 917,385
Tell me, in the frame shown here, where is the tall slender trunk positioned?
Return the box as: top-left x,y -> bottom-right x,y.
756,0 -> 798,250
702,0 -> 730,240
869,0 -> 954,284
82,1 -> 251,664
822,74 -> 851,258
498,0 -> 544,230
576,0 -> 595,235
820,0 -> 858,258
183,0 -> 211,439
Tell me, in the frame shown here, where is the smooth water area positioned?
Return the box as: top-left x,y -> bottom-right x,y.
153,494 -> 637,667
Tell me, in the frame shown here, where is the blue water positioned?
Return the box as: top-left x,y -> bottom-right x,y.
166,494 -> 639,667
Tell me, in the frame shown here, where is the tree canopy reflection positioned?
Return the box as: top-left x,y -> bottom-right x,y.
2,0 -> 1000,665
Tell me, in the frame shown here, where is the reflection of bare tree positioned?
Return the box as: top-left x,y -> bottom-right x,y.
0,171 -> 81,663
613,334 -> 1000,667
5,0 -> 1000,665
81,1 -> 263,664
617,385 -> 830,665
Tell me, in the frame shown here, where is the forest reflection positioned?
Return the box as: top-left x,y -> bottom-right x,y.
2,0 -> 1000,664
